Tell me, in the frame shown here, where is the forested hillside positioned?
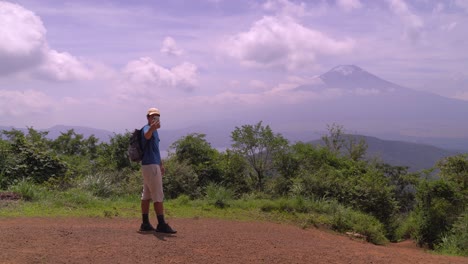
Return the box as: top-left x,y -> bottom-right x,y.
310,134 -> 460,172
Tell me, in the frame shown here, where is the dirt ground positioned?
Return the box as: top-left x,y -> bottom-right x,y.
0,217 -> 466,264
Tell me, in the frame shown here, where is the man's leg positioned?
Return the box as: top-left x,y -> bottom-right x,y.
155,201 -> 164,215
155,201 -> 165,224
142,199 -> 150,214
154,201 -> 176,233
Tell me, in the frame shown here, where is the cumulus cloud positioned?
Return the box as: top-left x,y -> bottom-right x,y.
337,0 -> 363,12
117,57 -> 198,99
386,0 -> 424,42
0,89 -> 53,116
0,1 -> 46,75
0,1 -> 94,81
35,49 -> 94,81
160,36 -> 183,56
223,16 -> 354,71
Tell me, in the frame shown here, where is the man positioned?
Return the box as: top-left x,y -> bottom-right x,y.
139,107 -> 176,234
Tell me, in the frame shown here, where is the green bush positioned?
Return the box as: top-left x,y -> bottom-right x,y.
413,179 -> 463,249
163,157 -> 200,199
8,179 -> 44,201
79,172 -> 115,198
331,205 -> 388,245
436,210 -> 468,256
205,183 -> 234,208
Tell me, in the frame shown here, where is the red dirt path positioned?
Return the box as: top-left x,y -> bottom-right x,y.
0,217 -> 466,264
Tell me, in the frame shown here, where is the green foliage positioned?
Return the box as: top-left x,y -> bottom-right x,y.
321,123 -> 368,161
97,131 -> 136,171
2,129 -> 67,184
79,172 -> 116,198
413,179 -> 463,249
259,197 -> 388,245
331,205 -> 388,245
376,163 -> 419,213
170,133 -> 222,187
8,179 -> 45,201
287,160 -> 398,227
218,150 -> 253,196
437,154 -> 468,202
436,210 -> 468,256
163,156 -> 200,199
205,183 -> 235,208
231,121 -> 288,190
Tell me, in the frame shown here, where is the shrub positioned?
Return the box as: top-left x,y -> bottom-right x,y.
413,179 -> 463,249
205,183 -> 234,208
436,210 -> 468,256
331,205 -> 388,245
163,157 -> 200,199
79,172 -> 115,198
8,179 -> 44,201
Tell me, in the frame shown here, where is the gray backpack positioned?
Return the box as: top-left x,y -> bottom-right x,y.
128,128 -> 147,162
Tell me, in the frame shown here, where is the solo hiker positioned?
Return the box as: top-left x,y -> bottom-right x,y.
139,107 -> 176,234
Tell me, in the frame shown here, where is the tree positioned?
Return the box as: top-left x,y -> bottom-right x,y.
322,123 -> 345,155
413,179 -> 462,249
231,121 -> 288,190
51,129 -> 85,156
322,123 -> 368,161
1,129 -> 67,185
376,163 -> 419,213
437,154 -> 468,197
170,133 -> 222,186
218,149 -> 253,196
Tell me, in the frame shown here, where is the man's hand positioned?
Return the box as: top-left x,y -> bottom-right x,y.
160,165 -> 165,176
150,120 -> 160,131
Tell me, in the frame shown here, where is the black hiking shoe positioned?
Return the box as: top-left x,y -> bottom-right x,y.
139,222 -> 155,233
156,223 -> 177,234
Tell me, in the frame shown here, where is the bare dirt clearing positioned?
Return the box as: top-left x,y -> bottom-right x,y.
0,217 -> 466,264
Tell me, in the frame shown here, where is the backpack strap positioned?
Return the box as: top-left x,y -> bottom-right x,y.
141,126 -> 151,157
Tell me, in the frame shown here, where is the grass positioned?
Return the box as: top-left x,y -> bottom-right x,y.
0,188 -> 388,245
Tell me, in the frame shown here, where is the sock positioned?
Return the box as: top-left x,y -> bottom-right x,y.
157,214 -> 166,225
142,213 -> 149,224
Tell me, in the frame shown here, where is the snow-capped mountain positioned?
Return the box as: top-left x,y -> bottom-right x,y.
273,65 -> 468,150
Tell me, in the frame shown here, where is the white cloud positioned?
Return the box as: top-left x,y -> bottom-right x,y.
223,16 -> 354,71
387,0 -> 424,42
35,49 -> 94,81
337,0 -> 363,12
117,57 -> 198,100
0,90 -> 53,116
160,36 -> 183,56
0,1 -> 46,75
0,1 -> 95,81
249,79 -> 269,91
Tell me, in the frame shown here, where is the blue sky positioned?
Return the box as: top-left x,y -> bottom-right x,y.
1,0 -> 467,133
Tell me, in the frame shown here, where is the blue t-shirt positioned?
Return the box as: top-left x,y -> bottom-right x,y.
141,125 -> 161,165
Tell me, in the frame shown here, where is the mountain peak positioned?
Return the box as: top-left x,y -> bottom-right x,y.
329,65 -> 363,76
319,65 -> 401,91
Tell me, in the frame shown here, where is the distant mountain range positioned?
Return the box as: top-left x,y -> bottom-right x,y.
309,135 -> 460,172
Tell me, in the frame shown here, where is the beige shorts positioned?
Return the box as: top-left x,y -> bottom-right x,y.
141,164 -> 164,202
